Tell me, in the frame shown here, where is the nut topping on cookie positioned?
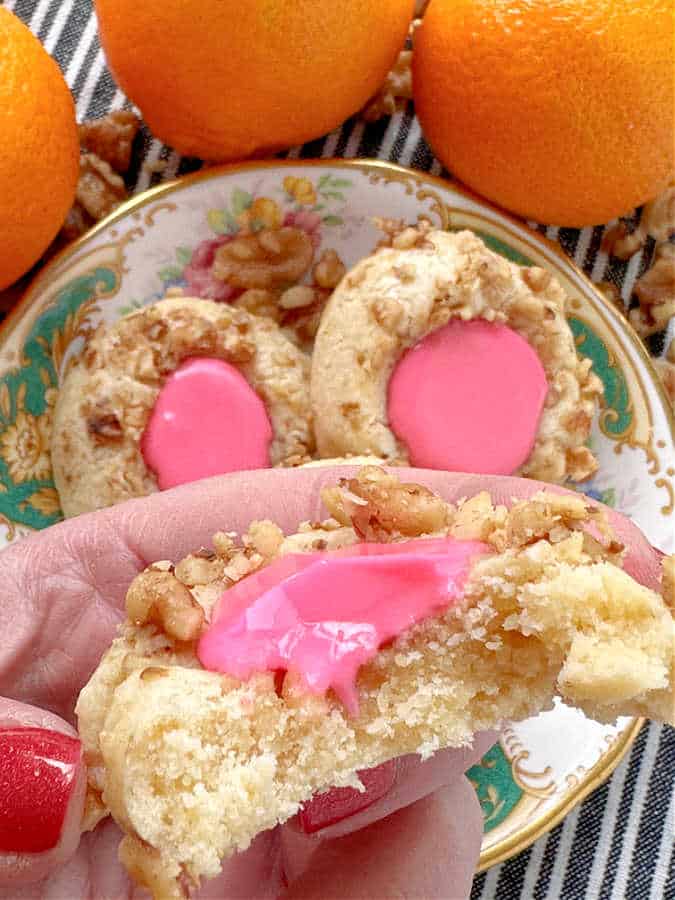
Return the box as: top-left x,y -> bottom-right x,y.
126,569 -> 205,642
311,228 -> 603,483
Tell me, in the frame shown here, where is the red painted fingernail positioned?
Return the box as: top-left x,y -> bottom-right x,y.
298,760 -> 397,834
0,727 -> 81,853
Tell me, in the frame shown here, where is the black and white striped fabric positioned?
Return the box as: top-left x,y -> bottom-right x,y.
7,1 -> 674,897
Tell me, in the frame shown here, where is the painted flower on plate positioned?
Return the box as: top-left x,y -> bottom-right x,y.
284,176 -> 317,206
1,410 -> 51,483
183,236 -> 237,301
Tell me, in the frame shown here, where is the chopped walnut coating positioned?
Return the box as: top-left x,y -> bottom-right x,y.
319,467 -> 622,565
86,408 -> 124,444
322,466 -> 448,540
174,553 -> 227,590
374,217 -> 434,250
244,520 -> 284,561
126,569 -> 205,642
492,492 -> 618,558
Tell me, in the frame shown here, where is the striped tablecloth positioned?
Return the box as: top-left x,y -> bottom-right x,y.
5,1 -> 674,897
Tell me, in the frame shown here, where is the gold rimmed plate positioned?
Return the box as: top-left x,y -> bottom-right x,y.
1,159 -> 672,871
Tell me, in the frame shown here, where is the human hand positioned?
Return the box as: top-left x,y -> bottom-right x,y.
0,467 -> 662,899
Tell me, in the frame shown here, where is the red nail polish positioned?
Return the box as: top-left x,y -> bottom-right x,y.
298,760 -> 397,834
0,727 -> 81,853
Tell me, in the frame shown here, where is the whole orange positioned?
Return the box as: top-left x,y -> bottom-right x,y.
0,9 -> 79,290
94,0 -> 414,160
413,0 -> 675,226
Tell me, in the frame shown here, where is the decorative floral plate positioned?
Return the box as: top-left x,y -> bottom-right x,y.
1,160 -> 672,871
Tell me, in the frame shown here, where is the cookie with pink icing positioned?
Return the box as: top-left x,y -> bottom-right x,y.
75,467 -> 674,898
52,297 -> 313,517
310,227 -> 603,484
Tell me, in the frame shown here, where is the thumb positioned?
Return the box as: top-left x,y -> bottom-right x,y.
284,776 -> 483,900
0,699 -> 85,886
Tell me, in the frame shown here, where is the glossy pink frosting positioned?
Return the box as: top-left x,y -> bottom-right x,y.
198,537 -> 488,715
141,357 -> 272,490
388,319 -> 548,475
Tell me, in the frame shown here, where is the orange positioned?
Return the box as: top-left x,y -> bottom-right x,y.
94,0 -> 414,160
0,8 -> 79,290
413,0 -> 675,226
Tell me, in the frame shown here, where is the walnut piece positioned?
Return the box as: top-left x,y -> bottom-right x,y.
362,48 -> 413,122
86,408 -> 124,444
629,243 -> 675,338
244,520 -> 284,561
485,491 -> 619,561
125,569 -> 205,642
522,267 -> 553,293
213,227 -> 314,290
601,186 -> 675,260
279,285 -> 317,310
57,113 -> 140,243
78,110 -> 140,173
313,249 -> 346,289
374,217 -> 434,250
322,466 -> 448,540
76,153 -> 127,221
361,18 -> 421,122
174,552 -> 226,589
235,289 -> 281,321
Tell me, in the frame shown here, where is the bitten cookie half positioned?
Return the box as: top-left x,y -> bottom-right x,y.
52,297 -> 314,517
311,227 -> 603,484
76,467 -> 674,899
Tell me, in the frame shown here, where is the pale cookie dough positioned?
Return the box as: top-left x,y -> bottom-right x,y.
76,467 -> 674,899
311,228 -> 603,484
52,298 -> 314,517
300,454 -> 386,468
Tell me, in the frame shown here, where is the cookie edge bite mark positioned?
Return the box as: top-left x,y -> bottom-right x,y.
75,469 -> 674,898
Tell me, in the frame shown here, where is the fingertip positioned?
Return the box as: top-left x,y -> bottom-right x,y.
0,705 -> 86,886
284,778 -> 483,900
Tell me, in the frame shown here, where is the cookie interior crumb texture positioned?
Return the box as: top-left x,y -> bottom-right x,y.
311,227 -> 603,484
76,467 -> 674,899
51,297 -> 314,517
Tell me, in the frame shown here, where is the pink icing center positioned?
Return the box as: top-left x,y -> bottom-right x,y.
198,537 -> 488,715
388,319 -> 548,475
141,357 -> 272,490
